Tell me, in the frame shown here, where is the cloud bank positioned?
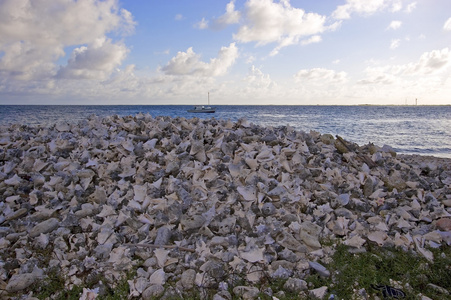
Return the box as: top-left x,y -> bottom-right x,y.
0,0 -> 135,81
203,0 -> 340,56
0,0 -> 449,105
161,43 -> 238,77
332,0 -> 403,19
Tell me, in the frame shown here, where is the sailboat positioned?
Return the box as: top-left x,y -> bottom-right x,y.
187,92 -> 216,113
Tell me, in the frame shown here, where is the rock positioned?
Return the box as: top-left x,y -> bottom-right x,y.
363,178 -> 374,197
148,269 -> 166,285
381,144 -> 396,157
436,218 -> 451,231
271,265 -> 292,279
213,291 -> 232,300
308,261 -> 330,277
213,294 -> 228,300
4,208 -> 28,222
142,284 -> 165,299
309,286 -> 328,299
6,273 -> 39,292
180,269 -> 196,290
261,203 -> 276,216
320,134 -> 334,145
336,193 -> 350,207
233,286 -> 260,300
334,138 -> 349,154
154,226 -> 172,246
180,215 -> 206,231
29,218 -> 59,238
283,278 -> 308,293
426,283 -> 450,295
383,170 -> 407,191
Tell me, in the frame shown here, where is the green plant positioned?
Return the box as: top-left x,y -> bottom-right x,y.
305,243 -> 451,300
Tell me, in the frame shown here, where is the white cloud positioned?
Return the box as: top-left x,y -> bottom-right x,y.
290,68 -> 349,103
359,47 -> 451,85
161,43 -> 238,77
245,55 -> 256,64
233,0 -> 333,54
405,2 -> 417,13
294,68 -> 348,83
444,17 -> 451,31
270,34 -> 322,56
0,40 -> 60,80
390,39 -> 401,49
357,68 -> 397,85
245,65 -> 273,88
391,0 -> 403,12
56,38 -> 129,80
175,14 -> 184,21
387,20 -> 402,30
154,49 -> 170,55
356,49 -> 451,103
195,18 -> 209,29
118,8 -> 137,36
403,47 -> 451,74
0,0 -> 135,80
212,0 -> 241,29
332,0 -> 401,20
301,35 -> 322,45
233,65 -> 283,103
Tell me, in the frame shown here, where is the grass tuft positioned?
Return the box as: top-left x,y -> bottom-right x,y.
308,243 -> 451,300
13,243 -> 450,300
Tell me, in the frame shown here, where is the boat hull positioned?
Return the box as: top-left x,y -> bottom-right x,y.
187,109 -> 216,113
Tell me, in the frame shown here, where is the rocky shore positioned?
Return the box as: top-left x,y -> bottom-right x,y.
0,114 -> 450,299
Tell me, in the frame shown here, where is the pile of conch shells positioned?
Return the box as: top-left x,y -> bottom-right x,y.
0,114 -> 450,299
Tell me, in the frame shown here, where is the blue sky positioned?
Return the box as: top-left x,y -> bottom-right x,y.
0,0 -> 450,105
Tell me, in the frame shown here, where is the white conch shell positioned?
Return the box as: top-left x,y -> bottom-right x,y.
154,248 -> 170,268
134,184 -> 147,202
128,277 -> 149,297
413,235 -> 434,261
240,247 -> 265,263
4,175 -> 22,186
368,231 -> 389,246
344,235 -> 366,248
245,157 -> 258,170
121,139 -> 135,152
237,186 -> 257,201
393,232 -> 411,248
97,227 -> 115,245
228,164 -> 242,178
97,205 -> 116,218
256,149 -> 274,162
80,287 -> 99,300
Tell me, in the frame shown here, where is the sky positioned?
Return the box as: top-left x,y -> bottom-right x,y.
0,0 -> 450,105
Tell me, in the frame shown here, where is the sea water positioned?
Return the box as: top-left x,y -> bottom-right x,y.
0,105 -> 450,158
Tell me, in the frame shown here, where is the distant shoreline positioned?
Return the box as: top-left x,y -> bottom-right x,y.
1,104 -> 450,107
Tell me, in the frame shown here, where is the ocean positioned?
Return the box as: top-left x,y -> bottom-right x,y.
1,105 -> 450,158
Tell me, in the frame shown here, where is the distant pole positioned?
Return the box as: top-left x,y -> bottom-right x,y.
208,92 -> 210,105
415,98 -> 418,106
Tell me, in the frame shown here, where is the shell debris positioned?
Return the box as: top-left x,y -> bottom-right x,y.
0,114 -> 450,298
